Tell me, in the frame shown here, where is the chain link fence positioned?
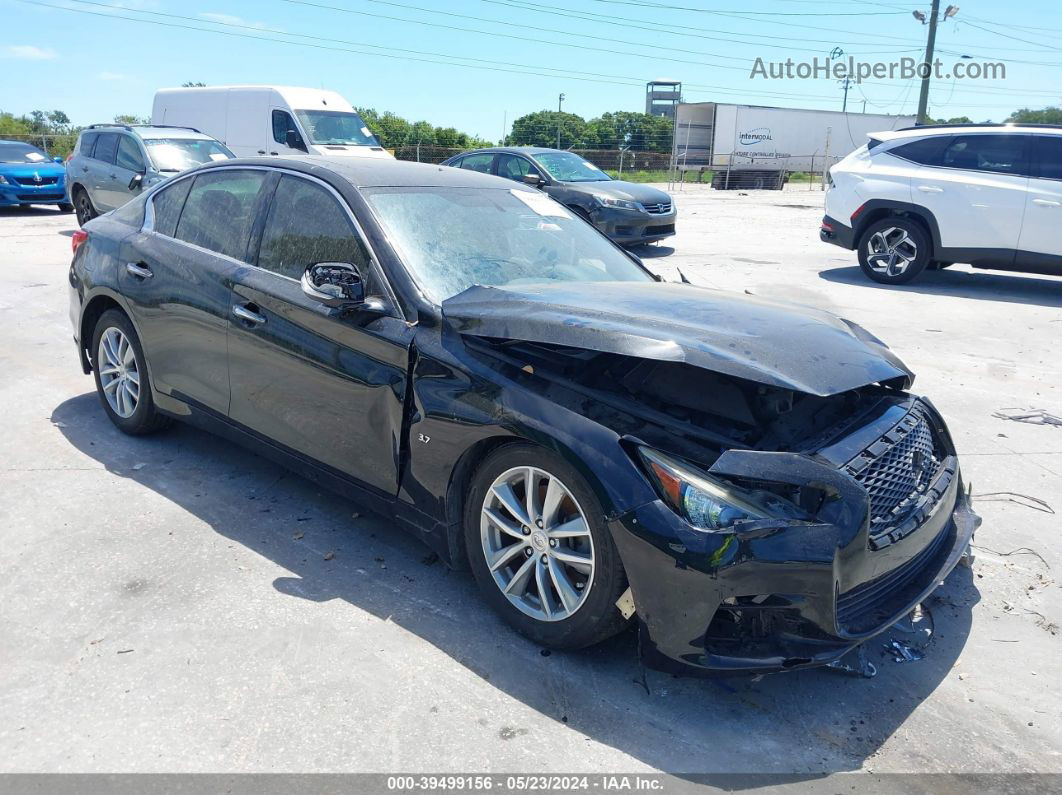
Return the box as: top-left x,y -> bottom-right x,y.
0,133 -> 78,158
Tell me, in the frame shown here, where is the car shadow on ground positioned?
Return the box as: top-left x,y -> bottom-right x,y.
820,265 -> 1062,308
0,206 -> 69,217
629,244 -> 675,259
52,392 -> 979,777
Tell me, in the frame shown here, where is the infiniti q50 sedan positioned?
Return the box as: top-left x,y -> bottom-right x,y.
68,156 -> 980,675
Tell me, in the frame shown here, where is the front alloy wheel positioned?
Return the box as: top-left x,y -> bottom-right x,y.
465,444 -> 629,649
481,466 -> 595,621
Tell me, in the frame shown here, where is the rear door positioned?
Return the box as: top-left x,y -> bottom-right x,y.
88,133 -> 120,211
1016,135 -> 1062,266
911,133 -> 1030,256
227,172 -> 412,495
118,167 -> 270,415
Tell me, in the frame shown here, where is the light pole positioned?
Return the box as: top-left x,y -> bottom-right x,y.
913,3 -> 960,125
556,92 -> 565,149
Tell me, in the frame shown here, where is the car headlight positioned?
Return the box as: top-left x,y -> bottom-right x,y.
0,175 -> 9,185
638,447 -> 807,531
592,193 -> 642,211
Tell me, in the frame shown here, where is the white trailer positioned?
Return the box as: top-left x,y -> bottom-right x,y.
672,102 -> 916,189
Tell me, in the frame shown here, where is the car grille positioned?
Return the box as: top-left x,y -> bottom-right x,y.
643,202 -> 672,215
847,405 -> 944,539
16,193 -> 65,201
14,176 -> 60,186
644,224 -> 675,236
836,522 -> 949,633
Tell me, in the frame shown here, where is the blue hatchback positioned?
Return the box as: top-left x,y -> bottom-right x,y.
0,140 -> 72,211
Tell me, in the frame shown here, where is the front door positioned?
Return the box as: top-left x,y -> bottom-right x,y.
1017,135 -> 1062,267
227,173 -> 412,495
118,168 -> 270,415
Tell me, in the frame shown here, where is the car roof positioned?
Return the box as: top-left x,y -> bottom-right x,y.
83,125 -> 213,141
198,155 -> 537,189
871,124 -> 1062,143
455,147 -> 576,157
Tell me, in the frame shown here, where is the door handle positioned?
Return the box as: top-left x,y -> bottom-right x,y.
109,174 -> 117,179
916,185 -> 944,193
1032,198 -> 1061,207
81,166 -> 88,173
232,303 -> 266,325
125,262 -> 153,279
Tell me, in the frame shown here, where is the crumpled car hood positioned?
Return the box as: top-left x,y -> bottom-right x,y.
441,281 -> 913,397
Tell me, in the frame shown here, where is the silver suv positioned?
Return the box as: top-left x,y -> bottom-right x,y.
66,124 -> 234,226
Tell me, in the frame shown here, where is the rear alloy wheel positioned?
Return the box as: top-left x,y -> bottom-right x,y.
91,309 -> 171,435
74,188 -> 97,227
857,218 -> 930,285
465,444 -> 629,649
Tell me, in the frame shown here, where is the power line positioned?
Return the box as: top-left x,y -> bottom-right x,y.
584,0 -> 906,15
285,0 -> 914,58
480,0 -> 921,46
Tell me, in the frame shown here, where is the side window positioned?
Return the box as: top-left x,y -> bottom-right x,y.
940,135 -> 1029,176
457,153 -> 494,174
174,170 -> 267,261
272,110 -> 297,145
79,132 -> 99,156
150,177 -> 194,238
890,136 -> 950,166
1034,136 -> 1062,181
115,135 -> 145,172
496,154 -> 540,183
257,175 -> 370,280
93,133 -> 120,165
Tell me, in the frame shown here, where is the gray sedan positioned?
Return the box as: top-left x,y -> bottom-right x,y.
441,147 -> 675,247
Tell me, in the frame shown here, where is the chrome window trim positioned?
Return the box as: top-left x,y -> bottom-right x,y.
142,164 -> 404,320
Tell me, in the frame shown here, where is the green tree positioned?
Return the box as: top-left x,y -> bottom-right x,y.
928,115 -> 974,125
1007,106 -> 1062,124
181,81 -> 207,87
509,110 -> 586,149
113,114 -> 148,125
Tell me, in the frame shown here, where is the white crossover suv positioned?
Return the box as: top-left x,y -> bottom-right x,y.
820,124 -> 1062,284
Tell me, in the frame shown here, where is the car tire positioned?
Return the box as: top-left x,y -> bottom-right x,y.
464,443 -> 630,650
58,202 -> 74,213
91,309 -> 172,435
73,187 -> 97,227
857,217 -> 930,285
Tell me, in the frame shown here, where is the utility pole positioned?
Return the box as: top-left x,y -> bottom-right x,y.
913,1 -> 958,124
915,0 -> 939,124
839,78 -> 854,112
556,93 -> 565,149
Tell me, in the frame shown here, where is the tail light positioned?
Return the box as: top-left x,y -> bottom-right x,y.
71,229 -> 88,255
850,203 -> 867,222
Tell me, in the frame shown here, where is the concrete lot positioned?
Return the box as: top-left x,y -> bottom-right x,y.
0,188 -> 1059,777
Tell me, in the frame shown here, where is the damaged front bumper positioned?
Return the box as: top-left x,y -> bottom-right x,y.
609,399 -> 981,676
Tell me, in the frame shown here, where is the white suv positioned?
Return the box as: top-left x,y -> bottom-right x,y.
820,124 -> 1062,284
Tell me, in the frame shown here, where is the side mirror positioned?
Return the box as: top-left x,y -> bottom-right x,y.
285,129 -> 308,152
128,173 -> 144,191
302,262 -> 365,307
53,156 -> 63,164
522,172 -> 545,187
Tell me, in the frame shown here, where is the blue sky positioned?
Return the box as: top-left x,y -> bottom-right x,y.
2,0 -> 1061,139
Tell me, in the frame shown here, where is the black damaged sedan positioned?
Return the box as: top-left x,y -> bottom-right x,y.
69,156 -> 979,675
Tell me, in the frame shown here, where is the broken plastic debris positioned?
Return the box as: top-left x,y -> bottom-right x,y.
826,643 -> 877,678
883,639 -> 924,663
992,408 -> 1062,427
